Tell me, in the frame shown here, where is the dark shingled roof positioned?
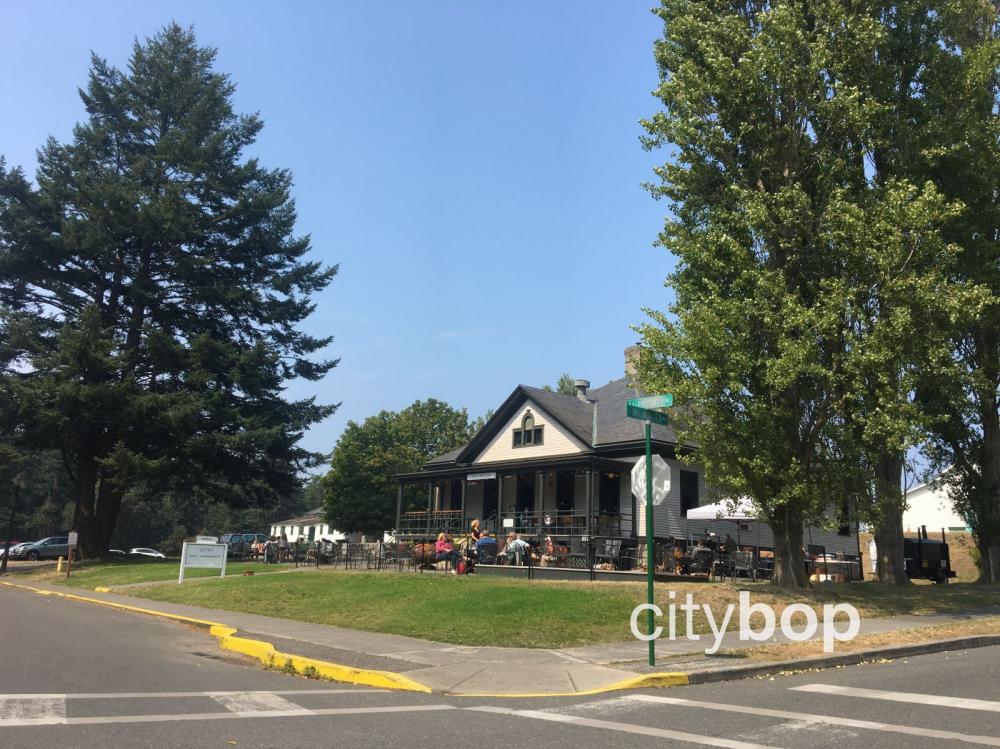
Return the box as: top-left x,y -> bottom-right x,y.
423,377 -> 680,466
426,445 -> 465,465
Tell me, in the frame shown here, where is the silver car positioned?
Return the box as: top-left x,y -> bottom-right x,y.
14,537 -> 79,561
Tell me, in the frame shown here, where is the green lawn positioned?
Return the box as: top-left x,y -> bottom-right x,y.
127,570 -> 1000,649
14,558 -> 295,589
12,560 -> 1000,648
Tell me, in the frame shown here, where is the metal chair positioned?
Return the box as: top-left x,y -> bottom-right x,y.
732,550 -> 756,580
594,539 -> 621,570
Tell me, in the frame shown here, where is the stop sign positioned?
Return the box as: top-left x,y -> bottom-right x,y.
631,455 -> 671,506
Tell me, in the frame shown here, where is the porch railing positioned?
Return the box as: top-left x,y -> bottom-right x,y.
397,509 -> 464,536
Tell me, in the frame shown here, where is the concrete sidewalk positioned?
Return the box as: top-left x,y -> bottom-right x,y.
4,579 -> 997,695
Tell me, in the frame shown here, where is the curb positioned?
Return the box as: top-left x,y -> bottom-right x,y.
448,671 -> 690,698
684,634 -> 1000,684
0,581 -> 431,694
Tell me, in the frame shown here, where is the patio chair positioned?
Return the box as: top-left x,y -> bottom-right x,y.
711,551 -> 738,581
594,539 -> 621,570
476,541 -> 498,564
620,541 -> 645,571
732,551 -> 755,581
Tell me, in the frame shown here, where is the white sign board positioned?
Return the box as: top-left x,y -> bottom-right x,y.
67,531 -> 78,546
467,472 -> 496,481
195,535 -> 218,544
631,455 -> 671,506
179,542 -> 227,583
502,518 -> 515,528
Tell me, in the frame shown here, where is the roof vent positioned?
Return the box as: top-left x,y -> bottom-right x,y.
574,379 -> 590,401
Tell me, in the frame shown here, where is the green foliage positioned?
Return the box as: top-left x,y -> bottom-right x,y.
543,374 -> 577,396
637,0 -> 982,585
0,25 -> 336,555
323,399 -> 477,536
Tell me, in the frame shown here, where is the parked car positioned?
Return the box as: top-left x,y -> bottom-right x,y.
128,548 -> 166,559
220,532 -> 268,559
14,537 -> 79,561
1,542 -> 30,558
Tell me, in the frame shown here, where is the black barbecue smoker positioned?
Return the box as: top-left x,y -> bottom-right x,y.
904,526 -> 958,583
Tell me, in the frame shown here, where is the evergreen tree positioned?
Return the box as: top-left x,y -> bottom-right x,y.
0,25 -> 337,556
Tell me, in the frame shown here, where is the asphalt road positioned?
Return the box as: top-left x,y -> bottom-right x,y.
2,583 -> 999,749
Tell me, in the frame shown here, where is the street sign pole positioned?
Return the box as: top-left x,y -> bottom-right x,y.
644,420 -> 655,667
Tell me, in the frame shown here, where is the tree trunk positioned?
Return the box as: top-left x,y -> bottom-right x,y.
873,451 -> 908,584
0,480 -> 18,575
94,477 -> 123,554
72,455 -> 101,559
975,388 -> 1000,583
770,504 -> 808,587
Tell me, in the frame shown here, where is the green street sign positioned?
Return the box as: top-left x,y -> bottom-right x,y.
627,394 -> 674,410
626,404 -> 669,425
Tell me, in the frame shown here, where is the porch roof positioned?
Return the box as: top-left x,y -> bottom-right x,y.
397,455 -> 636,483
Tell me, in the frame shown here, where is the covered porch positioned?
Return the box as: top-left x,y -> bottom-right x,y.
395,456 -> 636,544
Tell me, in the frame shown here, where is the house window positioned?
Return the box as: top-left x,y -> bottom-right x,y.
512,411 -> 544,448
680,470 -> 699,516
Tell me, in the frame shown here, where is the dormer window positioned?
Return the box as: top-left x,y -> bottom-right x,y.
513,410 -> 544,448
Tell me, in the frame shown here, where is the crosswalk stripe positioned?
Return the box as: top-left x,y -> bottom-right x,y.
626,694 -> 1000,747
0,697 -> 66,727
212,692 -> 312,714
468,706 -> 783,749
0,688 -> 381,700
791,684 -> 1000,713
0,704 -> 454,728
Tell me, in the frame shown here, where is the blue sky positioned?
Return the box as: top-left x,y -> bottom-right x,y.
2,1 -> 675,464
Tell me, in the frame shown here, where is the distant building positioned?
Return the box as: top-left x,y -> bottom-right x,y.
904,478 -> 970,533
269,507 -> 348,544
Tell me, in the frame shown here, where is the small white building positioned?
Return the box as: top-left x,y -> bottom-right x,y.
269,507 -> 346,544
904,478 -> 970,533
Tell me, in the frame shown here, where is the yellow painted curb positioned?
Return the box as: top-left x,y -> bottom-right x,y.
449,671 -> 690,698
0,581 -> 431,693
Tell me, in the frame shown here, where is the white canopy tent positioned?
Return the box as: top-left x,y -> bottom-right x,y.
686,496 -> 761,549
686,496 -> 758,521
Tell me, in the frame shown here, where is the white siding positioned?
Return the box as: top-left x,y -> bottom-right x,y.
473,403 -> 585,464
629,457 -> 858,556
904,483 -> 969,532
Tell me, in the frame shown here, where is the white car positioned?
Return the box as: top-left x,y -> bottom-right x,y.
129,548 -> 166,559
1,542 -> 32,558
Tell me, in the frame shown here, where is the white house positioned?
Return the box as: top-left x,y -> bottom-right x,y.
269,507 -> 347,544
904,478 -> 970,533
395,349 -> 859,560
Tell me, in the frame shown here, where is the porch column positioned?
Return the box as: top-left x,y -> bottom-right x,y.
460,479 -> 467,530
426,482 -> 432,534
396,483 -> 403,535
585,464 -> 593,536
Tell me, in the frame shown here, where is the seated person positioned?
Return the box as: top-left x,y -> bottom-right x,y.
434,533 -> 462,572
499,532 -> 531,564
672,544 -> 692,574
475,530 -> 497,559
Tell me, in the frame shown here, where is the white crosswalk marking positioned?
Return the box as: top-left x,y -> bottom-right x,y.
626,694 -> 1000,747
468,705 -> 783,749
0,697 -> 66,727
791,683 -> 1000,713
212,691 -> 313,715
0,689 -> 452,727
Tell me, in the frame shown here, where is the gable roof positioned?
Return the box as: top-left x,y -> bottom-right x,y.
422,377 -> 681,468
272,506 -> 324,526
